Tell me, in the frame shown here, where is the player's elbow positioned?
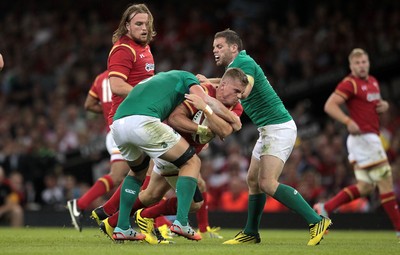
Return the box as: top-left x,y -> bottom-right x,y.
323,101 -> 331,115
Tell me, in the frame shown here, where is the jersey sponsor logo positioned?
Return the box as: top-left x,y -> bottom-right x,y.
367,92 -> 380,102
145,63 -> 155,72
139,54 -> 145,58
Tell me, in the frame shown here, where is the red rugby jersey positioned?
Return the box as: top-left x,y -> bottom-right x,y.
180,83 -> 243,153
107,35 -> 155,125
335,74 -> 381,134
88,70 -> 112,131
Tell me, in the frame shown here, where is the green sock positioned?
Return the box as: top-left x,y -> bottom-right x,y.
116,175 -> 142,230
244,193 -> 266,235
273,184 -> 321,224
175,176 -> 197,225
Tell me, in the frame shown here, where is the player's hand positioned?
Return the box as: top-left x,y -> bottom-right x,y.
185,94 -> 207,111
376,100 -> 389,114
196,74 -> 210,84
346,119 -> 361,135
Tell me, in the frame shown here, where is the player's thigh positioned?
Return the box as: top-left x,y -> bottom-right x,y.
109,160 -> 130,181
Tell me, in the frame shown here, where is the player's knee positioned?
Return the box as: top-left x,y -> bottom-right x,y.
357,181 -> 375,195
258,178 -> 277,195
171,146 -> 196,168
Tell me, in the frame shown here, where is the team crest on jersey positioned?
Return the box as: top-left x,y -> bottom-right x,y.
361,85 -> 367,91
145,63 -> 155,72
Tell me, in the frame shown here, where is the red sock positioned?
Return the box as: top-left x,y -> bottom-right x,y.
141,175 -> 151,191
380,192 -> 400,231
103,182 -> 121,215
155,216 -> 172,228
324,185 -> 360,213
141,197 -> 177,219
196,192 -> 209,232
131,197 -> 145,215
108,211 -> 119,228
77,175 -> 113,210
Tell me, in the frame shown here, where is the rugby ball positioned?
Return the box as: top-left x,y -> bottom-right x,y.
192,110 -> 214,144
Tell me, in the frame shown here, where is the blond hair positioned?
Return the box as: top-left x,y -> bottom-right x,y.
222,67 -> 249,88
348,48 -> 368,62
112,3 -> 156,44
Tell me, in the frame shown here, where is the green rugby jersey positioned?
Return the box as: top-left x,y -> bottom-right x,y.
113,70 -> 199,121
228,51 -> 292,127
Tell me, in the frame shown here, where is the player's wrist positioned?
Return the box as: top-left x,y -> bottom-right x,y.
343,116 -> 352,125
203,105 -> 213,116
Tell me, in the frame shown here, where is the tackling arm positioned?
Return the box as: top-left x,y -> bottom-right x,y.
188,85 -> 241,131
183,94 -> 235,139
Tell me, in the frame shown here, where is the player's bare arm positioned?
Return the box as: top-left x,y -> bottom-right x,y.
168,104 -> 201,134
0,53 -> 4,71
241,74 -> 255,99
109,76 -> 133,98
196,74 -> 220,87
324,92 -> 360,134
184,94 -> 235,138
84,94 -> 102,113
189,84 -> 241,131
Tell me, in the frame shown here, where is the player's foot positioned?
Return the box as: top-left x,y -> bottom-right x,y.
99,218 -> 115,241
91,206 -> 108,226
313,202 -> 329,217
222,231 -> 260,244
112,227 -> 146,242
200,226 -> 223,239
307,215 -> 332,246
158,224 -> 174,239
66,199 -> 83,232
154,226 -> 175,244
134,209 -> 158,244
170,220 -> 202,241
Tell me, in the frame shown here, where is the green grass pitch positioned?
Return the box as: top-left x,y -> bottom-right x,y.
0,227 -> 398,255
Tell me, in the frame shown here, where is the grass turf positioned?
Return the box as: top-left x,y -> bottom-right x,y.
0,227 -> 398,255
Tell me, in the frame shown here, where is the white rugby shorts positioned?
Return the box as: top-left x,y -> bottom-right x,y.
347,133 -> 387,169
252,120 -> 297,163
105,131 -> 124,162
111,115 -> 181,161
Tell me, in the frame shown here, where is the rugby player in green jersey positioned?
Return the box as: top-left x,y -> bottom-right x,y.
197,29 -> 332,246
111,69 -> 246,241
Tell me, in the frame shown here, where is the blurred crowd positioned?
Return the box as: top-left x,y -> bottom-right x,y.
0,0 -> 400,222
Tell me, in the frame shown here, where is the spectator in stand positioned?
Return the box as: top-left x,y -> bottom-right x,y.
220,175 -> 248,212
0,167 -> 24,227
